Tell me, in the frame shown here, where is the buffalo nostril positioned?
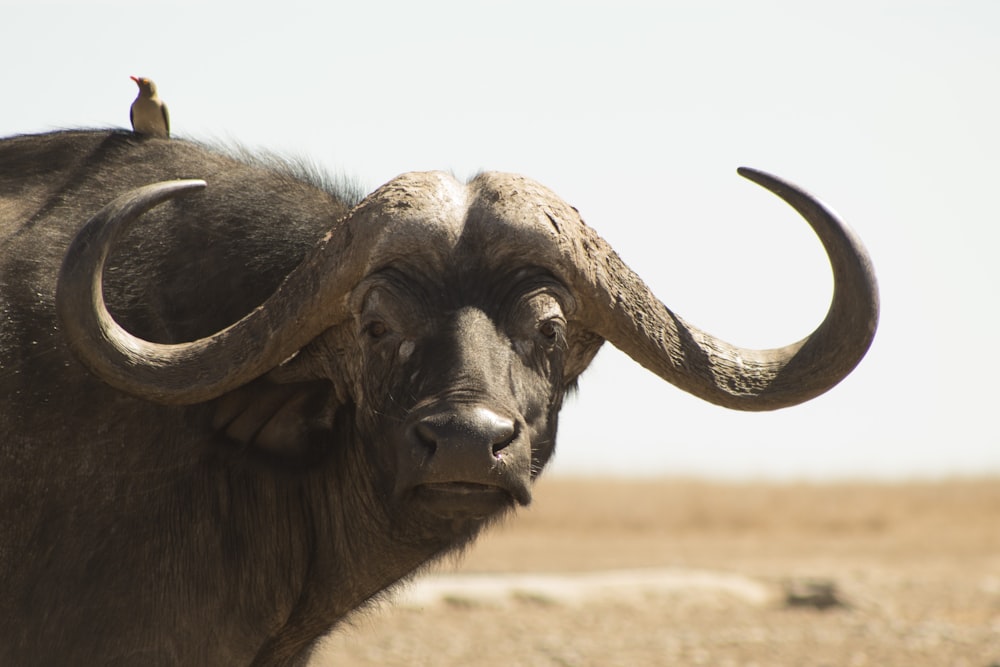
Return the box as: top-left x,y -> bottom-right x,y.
413,421 -> 440,455
488,417 -> 516,458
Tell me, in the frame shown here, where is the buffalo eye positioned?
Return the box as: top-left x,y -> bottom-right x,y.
365,321 -> 389,340
537,319 -> 564,342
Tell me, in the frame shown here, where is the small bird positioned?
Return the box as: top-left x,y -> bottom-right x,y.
129,75 -> 170,138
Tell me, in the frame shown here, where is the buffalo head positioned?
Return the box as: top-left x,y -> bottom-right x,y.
56,168 -> 878,529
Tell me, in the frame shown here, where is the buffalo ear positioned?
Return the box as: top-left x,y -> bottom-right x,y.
563,328 -> 605,388
211,377 -> 338,461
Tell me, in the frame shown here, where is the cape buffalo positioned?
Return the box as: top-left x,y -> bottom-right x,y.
0,130 -> 878,665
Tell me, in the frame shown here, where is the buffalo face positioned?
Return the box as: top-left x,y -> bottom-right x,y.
349,265 -> 574,521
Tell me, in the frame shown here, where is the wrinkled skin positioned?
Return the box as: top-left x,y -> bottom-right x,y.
0,130 -> 877,665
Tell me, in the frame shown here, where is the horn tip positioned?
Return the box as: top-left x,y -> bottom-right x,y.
736,166 -> 774,186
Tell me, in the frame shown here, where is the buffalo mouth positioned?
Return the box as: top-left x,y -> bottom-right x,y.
411,481 -> 524,520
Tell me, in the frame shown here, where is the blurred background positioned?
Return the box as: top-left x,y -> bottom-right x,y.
4,0 -> 997,480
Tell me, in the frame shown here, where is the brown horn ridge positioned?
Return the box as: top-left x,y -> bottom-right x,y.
55,174 -> 444,405
558,167 -> 879,410
57,169 -> 877,411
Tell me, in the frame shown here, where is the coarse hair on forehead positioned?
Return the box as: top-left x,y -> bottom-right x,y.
204,138 -> 369,206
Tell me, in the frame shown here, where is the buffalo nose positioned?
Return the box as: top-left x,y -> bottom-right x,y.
414,407 -> 516,459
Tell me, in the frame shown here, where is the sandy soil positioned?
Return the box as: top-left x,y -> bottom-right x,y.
312,478 -> 1000,666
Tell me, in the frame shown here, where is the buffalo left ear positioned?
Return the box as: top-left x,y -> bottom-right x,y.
563,327 -> 605,388
211,377 -> 337,460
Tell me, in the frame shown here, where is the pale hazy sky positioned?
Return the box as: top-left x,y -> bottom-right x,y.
3,1 -> 998,479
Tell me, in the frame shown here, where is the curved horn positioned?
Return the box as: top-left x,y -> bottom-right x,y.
56,179 -> 374,405
568,167 -> 879,410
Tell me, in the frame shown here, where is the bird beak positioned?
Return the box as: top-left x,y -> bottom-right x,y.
130,75 -> 140,85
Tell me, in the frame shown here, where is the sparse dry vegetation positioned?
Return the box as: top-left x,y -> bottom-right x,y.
315,478 -> 1000,666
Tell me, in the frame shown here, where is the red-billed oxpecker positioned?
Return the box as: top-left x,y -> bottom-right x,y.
129,76 -> 170,138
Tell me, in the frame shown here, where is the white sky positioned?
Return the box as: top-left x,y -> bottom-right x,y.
3,1 -> 998,480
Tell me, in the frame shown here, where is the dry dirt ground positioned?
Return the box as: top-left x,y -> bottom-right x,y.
312,478 -> 1000,667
